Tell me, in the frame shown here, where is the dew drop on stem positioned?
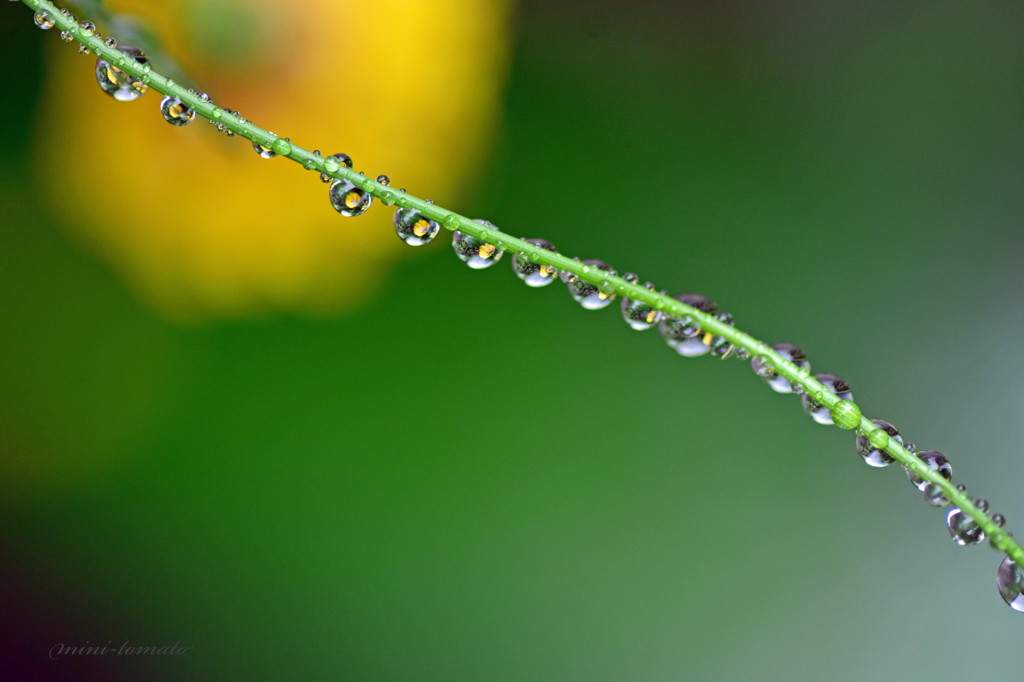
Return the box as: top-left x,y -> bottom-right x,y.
659,294 -> 717,357
947,507 -> 986,546
800,374 -> 852,425
95,46 -> 149,101
906,450 -> 952,491
33,11 -> 55,30
271,138 -> 292,156
394,208 -> 440,246
160,96 -> 195,126
320,153 -> 352,182
566,260 -> 617,310
855,419 -> 900,467
619,274 -> 663,330
329,179 -> 373,217
512,239 -> 559,287
452,220 -> 504,269
997,557 -> 1024,612
751,343 -> 810,394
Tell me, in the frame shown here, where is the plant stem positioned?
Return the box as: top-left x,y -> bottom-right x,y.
18,0 -> 1024,567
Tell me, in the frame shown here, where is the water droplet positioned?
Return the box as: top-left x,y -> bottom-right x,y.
380,190 -> 397,206
252,141 -> 276,158
831,400 -> 862,430
104,36 -> 118,49
906,450 -> 953,491
198,92 -> 211,102
620,275 -> 663,330
946,508 -> 985,546
751,343 -> 810,393
997,557 -> 1024,612
303,156 -> 317,170
160,96 -> 195,127
394,208 -> 440,246
923,484 -> 949,507
512,239 -> 559,287
329,178 -> 373,217
60,31 -> 73,43
856,419 -> 900,467
376,174 -> 390,186
78,44 -> 92,56
442,215 -> 460,230
955,483 -> 968,493
320,153 -> 352,182
452,220 -> 504,269
801,374 -> 853,425
322,156 -> 340,176
33,11 -> 54,30
567,260 -> 617,309
559,258 -> 582,284
993,513 -> 1006,528
659,293 -> 717,357
707,311 -> 736,358
95,46 -> 149,101
80,20 -> 96,36
271,138 -> 292,156
975,498 -> 990,512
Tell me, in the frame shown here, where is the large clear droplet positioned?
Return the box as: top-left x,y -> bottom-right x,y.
855,419 -> 900,467
946,507 -> 986,546
751,342 -> 810,394
566,260 -> 616,309
452,220 -> 504,269
394,207 -> 440,246
329,179 -> 372,217
95,46 -> 149,101
997,557 -> 1024,612
659,293 -> 717,357
94,45 -> 149,101
160,96 -> 195,127
512,239 -> 559,287
33,10 -> 55,30
620,274 -> 662,330
801,373 -> 853,425
906,450 -> 952,491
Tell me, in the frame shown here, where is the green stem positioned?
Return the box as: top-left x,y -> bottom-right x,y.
19,0 -> 1024,568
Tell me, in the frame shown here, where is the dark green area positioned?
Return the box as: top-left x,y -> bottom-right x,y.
1,1 -> 1022,680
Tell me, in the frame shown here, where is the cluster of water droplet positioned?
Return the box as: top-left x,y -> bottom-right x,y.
33,0 -> 1021,613
748,338 -> 1021,610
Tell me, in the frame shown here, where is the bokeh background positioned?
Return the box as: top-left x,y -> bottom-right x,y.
2,0 -> 1023,680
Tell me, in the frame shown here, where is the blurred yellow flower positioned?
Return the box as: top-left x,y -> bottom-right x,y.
36,0 -> 513,319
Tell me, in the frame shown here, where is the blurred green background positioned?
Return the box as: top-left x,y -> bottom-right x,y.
2,1 -> 1023,680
